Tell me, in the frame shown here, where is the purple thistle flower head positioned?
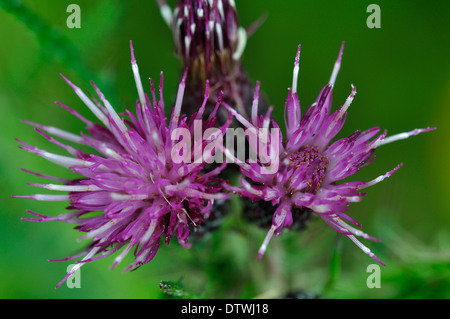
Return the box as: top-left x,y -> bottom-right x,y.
14,42 -> 230,288
161,0 -> 243,83
158,0 -> 262,123
226,43 -> 435,265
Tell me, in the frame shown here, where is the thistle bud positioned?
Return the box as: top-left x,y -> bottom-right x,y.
159,0 -> 262,122
173,0 -> 243,83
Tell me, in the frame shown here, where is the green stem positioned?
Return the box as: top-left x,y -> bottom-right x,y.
322,235 -> 342,295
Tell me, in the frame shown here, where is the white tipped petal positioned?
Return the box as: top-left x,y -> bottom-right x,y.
258,206 -> 288,260
169,70 -> 187,132
79,220 -> 117,240
215,22 -> 224,52
251,81 -> 261,124
130,41 -> 147,109
329,42 -> 345,86
92,83 -> 128,133
23,121 -> 83,144
335,84 -> 357,121
292,45 -> 301,94
375,127 -> 436,148
233,27 -> 247,61
60,75 -> 108,126
360,163 -> 403,189
158,1 -> 173,27
258,224 -> 276,260
29,184 -> 99,192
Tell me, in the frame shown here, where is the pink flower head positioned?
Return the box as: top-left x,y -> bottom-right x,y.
14,42 -> 230,288
226,43 -> 435,265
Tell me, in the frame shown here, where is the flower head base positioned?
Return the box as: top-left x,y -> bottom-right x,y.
242,198 -> 312,231
14,42 -> 229,288
227,43 -> 435,264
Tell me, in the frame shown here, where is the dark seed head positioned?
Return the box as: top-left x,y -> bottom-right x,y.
242,197 -> 312,231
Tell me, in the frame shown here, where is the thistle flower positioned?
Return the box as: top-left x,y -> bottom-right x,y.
158,0 -> 262,122
225,43 -> 435,264
14,42 -> 229,288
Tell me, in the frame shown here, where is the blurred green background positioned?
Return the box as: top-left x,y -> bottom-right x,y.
0,0 -> 449,298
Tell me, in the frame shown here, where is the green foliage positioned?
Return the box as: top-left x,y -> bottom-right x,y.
159,280 -> 196,299
0,0 -> 104,89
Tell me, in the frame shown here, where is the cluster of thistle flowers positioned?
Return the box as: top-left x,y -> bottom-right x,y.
15,0 -> 434,288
